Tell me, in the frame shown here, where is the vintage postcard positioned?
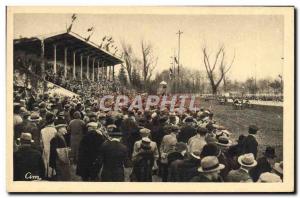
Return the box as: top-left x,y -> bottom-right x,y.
6,6 -> 294,192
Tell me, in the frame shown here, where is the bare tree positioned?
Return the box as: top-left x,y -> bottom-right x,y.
141,41 -> 157,83
202,46 -> 235,95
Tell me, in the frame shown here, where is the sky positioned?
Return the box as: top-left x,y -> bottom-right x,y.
14,13 -> 284,81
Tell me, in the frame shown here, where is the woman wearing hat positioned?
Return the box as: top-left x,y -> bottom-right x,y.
226,153 -> 257,182
49,124 -> 71,181
190,156 -> 225,182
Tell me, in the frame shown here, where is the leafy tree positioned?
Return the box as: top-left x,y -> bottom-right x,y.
118,65 -> 127,86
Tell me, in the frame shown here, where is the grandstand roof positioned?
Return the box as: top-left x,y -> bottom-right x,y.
14,31 -> 123,66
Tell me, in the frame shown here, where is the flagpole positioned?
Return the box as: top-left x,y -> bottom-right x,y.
176,30 -> 183,93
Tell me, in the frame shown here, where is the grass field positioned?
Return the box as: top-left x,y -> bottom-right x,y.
199,100 -> 283,161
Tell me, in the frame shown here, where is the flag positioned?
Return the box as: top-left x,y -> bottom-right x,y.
71,14 -> 77,22
169,68 -> 173,79
87,27 -> 94,32
85,35 -> 91,42
174,57 -> 178,64
105,43 -> 110,51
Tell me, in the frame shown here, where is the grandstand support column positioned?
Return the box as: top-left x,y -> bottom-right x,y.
80,55 -> 83,81
53,44 -> 57,74
40,39 -> 45,79
101,61 -> 105,81
73,51 -> 76,79
86,56 -> 90,80
105,66 -> 108,81
97,60 -> 100,82
112,65 -> 115,82
64,47 -> 68,78
109,65 -> 112,81
92,58 -> 95,82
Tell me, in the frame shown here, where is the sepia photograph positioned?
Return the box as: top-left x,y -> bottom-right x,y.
6,6 -> 294,192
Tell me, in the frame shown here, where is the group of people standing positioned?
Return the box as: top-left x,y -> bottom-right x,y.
13,90 -> 283,183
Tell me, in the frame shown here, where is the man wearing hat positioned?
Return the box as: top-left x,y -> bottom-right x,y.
249,146 -> 276,182
215,135 -> 233,179
257,172 -> 282,182
40,112 -> 57,179
63,103 -> 71,124
190,156 -> 225,182
169,151 -> 201,182
18,112 -> 42,150
49,123 -> 71,181
131,137 -> 156,182
99,133 -> 129,182
76,122 -> 105,181
242,125 -> 259,158
132,128 -> 159,163
159,125 -> 180,182
13,103 -> 23,127
177,116 -> 197,143
226,153 -> 257,182
14,133 -> 45,181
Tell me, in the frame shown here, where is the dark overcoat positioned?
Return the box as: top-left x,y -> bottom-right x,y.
100,140 -> 129,182
242,135 -> 258,158
14,145 -> 45,181
76,130 -> 105,180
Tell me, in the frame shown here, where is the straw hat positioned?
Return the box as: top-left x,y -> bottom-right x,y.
238,153 -> 257,167
17,133 -> 34,143
257,172 -> 282,182
139,128 -> 151,135
87,122 -> 98,128
28,112 -> 42,122
190,151 -> 201,160
55,123 -> 67,129
198,156 -> 225,173
215,135 -> 232,147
